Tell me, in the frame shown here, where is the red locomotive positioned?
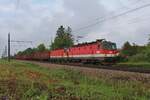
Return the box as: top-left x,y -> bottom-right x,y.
16,39 -> 119,64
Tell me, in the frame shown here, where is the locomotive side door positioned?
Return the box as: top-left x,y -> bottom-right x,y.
64,48 -> 69,58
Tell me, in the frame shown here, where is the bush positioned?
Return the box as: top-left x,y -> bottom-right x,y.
117,56 -> 128,62
120,43 -> 150,63
128,46 -> 150,62
128,53 -> 148,62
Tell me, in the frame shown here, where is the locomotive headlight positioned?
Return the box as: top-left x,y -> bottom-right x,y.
116,53 -> 120,56
109,51 -> 113,54
96,51 -> 100,54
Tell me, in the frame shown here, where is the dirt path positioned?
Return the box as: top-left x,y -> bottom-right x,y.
24,61 -> 150,83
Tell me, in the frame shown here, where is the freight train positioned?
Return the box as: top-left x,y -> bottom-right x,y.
15,39 -> 119,64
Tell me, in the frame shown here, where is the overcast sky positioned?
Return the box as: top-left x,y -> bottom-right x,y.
0,0 -> 150,55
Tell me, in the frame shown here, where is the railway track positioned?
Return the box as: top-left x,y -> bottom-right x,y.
59,63 -> 150,74
34,61 -> 150,74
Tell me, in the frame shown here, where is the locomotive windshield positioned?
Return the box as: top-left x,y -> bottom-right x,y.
101,41 -> 117,50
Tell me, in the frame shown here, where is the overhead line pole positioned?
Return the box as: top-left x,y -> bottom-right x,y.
8,33 -> 10,62
7,33 -> 33,62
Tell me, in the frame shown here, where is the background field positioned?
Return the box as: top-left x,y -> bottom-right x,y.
0,60 -> 150,100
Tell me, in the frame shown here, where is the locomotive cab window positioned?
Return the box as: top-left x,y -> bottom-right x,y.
102,41 -> 117,50
97,44 -> 101,50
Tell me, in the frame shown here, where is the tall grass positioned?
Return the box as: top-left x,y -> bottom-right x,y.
0,60 -> 149,100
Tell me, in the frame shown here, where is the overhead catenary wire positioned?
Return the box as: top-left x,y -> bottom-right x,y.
73,2 -> 150,33
8,0 -> 148,54
10,40 -> 34,50
11,40 -> 33,43
77,0 -> 143,26
15,0 -> 21,11
103,0 -> 143,18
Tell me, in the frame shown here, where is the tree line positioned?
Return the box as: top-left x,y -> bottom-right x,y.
17,26 -> 74,56
120,38 -> 150,62
17,43 -> 47,56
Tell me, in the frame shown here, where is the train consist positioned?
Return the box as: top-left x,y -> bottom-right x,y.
16,39 -> 119,64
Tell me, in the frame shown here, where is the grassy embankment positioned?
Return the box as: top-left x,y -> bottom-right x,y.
0,60 -> 150,100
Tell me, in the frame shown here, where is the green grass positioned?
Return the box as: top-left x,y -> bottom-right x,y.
0,60 -> 150,100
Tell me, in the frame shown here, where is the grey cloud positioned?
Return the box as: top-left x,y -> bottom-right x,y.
0,0 -> 149,56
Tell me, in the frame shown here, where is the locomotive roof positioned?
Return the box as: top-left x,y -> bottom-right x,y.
72,39 -> 105,47
53,39 -> 106,50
